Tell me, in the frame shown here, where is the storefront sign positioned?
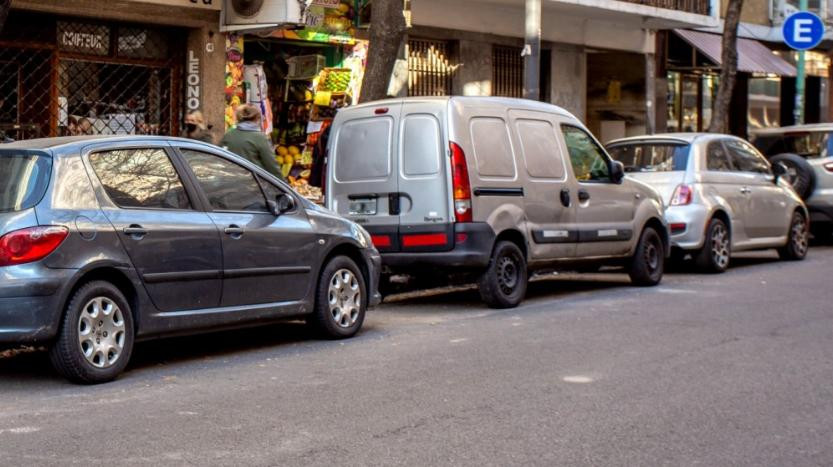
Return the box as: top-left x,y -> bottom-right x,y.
58,22 -> 110,56
186,50 -> 201,110
129,0 -> 220,10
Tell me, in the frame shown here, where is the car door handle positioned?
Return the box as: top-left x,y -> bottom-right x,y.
122,225 -> 147,239
578,189 -> 590,202
560,188 -> 571,207
740,187 -> 752,194
224,225 -> 244,238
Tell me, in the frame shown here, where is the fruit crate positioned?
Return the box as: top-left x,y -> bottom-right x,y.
317,67 -> 353,94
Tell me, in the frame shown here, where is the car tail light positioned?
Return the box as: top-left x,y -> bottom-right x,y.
450,142 -> 472,223
370,234 -> 392,248
669,223 -> 687,235
824,162 -> 833,173
670,184 -> 693,206
402,233 -> 448,248
0,226 -> 69,267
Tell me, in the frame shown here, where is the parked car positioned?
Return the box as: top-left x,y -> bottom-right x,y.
606,133 -> 809,272
750,124 -> 833,240
325,96 -> 669,309
0,136 -> 381,383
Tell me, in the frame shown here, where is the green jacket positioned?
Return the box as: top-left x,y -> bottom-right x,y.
220,127 -> 285,182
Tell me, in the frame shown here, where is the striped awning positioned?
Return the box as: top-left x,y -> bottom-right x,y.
675,29 -> 797,77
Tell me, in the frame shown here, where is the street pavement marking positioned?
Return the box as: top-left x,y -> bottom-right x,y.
562,375 -> 594,384
449,338 -> 468,344
0,427 -> 41,435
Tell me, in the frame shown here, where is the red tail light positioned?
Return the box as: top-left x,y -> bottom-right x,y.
0,226 -> 69,267
370,234 -> 392,248
670,184 -> 693,206
450,142 -> 472,222
402,233 -> 448,247
824,162 -> 833,173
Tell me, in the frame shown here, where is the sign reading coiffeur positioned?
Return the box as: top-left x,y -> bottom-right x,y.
129,0 -> 221,10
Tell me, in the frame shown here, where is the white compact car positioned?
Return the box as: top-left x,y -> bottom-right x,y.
607,133 -> 809,272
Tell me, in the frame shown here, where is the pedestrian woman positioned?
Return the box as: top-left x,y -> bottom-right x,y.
184,110 -> 214,144
220,104 -> 284,181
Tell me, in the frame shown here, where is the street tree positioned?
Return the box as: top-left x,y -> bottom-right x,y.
358,0 -> 407,103
708,0 -> 744,133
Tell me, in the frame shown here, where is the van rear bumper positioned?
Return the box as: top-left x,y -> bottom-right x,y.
381,223 -> 495,269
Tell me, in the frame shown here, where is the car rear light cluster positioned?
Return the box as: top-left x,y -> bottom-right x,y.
450,142 -> 472,223
370,235 -> 392,248
670,184 -> 693,206
401,233 -> 448,248
669,223 -> 687,235
0,226 -> 69,267
824,162 -> 833,173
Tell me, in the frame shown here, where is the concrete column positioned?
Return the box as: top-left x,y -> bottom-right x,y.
185,26 -> 225,143
645,53 -> 656,135
550,45 -> 585,122
455,40 -> 493,96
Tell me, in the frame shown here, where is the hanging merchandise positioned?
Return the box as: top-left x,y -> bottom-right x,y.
224,34 -> 245,130
243,64 -> 273,134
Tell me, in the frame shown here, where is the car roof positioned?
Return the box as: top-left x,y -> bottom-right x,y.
343,96 -> 578,121
1,135 -> 211,154
750,123 -> 833,135
606,132 -> 731,146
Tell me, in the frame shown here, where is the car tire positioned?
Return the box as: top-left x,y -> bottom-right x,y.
309,256 -> 367,339
778,211 -> 809,261
628,226 -> 664,286
695,218 -> 731,273
770,153 -> 815,199
478,241 -> 528,309
49,281 -> 134,384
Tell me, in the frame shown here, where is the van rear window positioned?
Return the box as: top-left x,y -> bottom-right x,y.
0,151 -> 52,212
606,143 -> 690,172
334,117 -> 393,182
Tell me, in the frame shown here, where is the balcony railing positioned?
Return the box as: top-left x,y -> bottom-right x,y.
620,0 -> 711,16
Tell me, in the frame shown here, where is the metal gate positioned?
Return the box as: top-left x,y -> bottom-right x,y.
492,46 -> 524,98
407,39 -> 455,96
0,11 -> 182,141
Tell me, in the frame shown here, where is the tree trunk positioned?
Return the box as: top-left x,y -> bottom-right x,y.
708,0 -> 744,133
0,0 -> 10,34
358,0 -> 407,103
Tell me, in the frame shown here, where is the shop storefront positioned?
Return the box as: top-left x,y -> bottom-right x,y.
224,1 -> 368,202
0,10 -> 187,140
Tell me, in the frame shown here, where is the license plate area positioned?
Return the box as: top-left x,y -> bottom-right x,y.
349,198 -> 377,216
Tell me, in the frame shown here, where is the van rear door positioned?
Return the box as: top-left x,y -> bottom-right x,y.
397,100 -> 453,251
328,103 -> 402,251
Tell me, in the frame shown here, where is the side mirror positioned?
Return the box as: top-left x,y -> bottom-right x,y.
269,193 -> 295,216
610,160 -> 625,184
772,161 -> 788,182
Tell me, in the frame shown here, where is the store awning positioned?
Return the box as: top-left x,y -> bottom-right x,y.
674,29 -> 797,77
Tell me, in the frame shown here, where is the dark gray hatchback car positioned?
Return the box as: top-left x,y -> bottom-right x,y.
0,136 -> 381,383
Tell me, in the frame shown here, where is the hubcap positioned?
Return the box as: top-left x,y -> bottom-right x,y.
328,269 -> 361,328
497,254 -> 520,296
77,297 -> 125,369
711,223 -> 730,269
791,215 -> 808,256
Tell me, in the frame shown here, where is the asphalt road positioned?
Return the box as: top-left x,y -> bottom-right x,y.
2,247 -> 833,466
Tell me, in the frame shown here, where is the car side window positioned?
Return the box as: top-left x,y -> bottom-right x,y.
705,141 -> 733,171
725,139 -> 770,174
88,148 -> 191,210
181,149 -> 268,212
257,175 -> 286,205
561,125 -> 611,182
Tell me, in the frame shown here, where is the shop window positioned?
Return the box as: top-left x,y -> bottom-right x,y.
748,77 -> 781,130
407,39 -> 455,97
89,148 -> 191,210
515,119 -> 564,179
470,117 -> 516,178
562,125 -> 610,182
181,150 -> 269,213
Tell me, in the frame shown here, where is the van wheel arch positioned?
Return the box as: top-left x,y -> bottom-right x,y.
492,229 -> 528,261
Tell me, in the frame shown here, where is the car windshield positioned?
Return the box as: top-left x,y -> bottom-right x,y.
606,143 -> 690,172
0,151 -> 52,212
752,132 -> 829,159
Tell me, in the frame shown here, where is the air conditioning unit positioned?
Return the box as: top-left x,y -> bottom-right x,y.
222,0 -> 306,32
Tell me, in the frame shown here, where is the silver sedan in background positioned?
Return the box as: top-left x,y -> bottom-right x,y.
606,133 -> 808,272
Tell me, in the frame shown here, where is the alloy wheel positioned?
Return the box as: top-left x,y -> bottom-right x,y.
328,269 -> 362,328
711,223 -> 730,270
791,215 -> 809,257
77,297 -> 126,369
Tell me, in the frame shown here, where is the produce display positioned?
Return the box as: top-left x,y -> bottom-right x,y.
319,68 -> 352,93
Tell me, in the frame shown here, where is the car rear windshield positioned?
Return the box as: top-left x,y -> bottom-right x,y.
606,143 -> 690,172
752,132 -> 829,159
0,151 -> 52,212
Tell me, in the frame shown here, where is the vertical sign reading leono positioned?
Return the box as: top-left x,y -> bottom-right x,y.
187,50 -> 201,111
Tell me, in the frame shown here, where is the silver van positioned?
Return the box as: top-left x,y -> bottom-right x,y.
326,97 -> 668,308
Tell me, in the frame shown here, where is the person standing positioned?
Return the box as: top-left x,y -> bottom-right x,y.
220,104 -> 284,182
184,110 -> 214,144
